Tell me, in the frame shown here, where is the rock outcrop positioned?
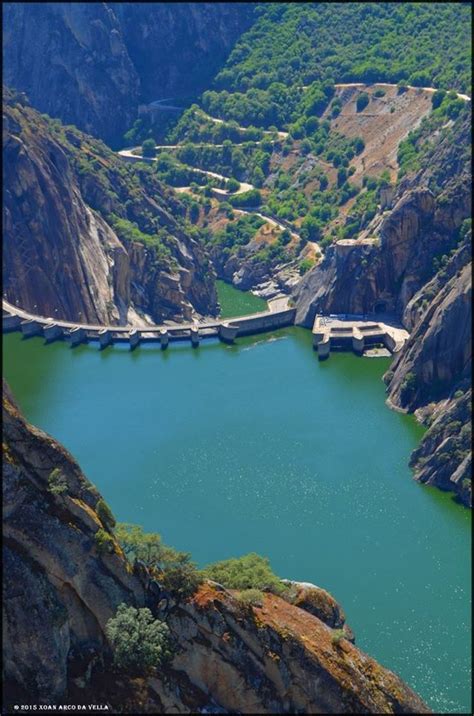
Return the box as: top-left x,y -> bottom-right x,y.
293,106 -> 471,504
3,384 -> 430,713
408,389 -> 472,507
2,384 -> 146,705
3,88 -> 217,325
2,3 -> 254,146
294,110 -> 471,326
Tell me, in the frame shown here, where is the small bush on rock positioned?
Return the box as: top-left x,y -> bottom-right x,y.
106,604 -> 171,674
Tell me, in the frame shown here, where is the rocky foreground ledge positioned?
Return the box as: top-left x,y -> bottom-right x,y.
3,384 -> 429,714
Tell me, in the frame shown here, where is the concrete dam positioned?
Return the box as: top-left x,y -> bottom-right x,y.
2,297 -> 296,349
2,298 -> 409,356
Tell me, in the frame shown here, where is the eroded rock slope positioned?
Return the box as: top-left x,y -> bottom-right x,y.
3,88 -> 217,325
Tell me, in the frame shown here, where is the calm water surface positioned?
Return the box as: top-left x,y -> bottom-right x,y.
3,329 -> 471,713
216,279 -> 267,317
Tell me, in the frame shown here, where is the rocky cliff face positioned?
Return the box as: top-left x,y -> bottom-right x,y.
2,3 -> 254,146
3,88 -> 217,325
3,384 -> 429,713
293,107 -> 471,504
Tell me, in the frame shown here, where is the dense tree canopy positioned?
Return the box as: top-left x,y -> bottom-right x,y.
214,3 -> 471,94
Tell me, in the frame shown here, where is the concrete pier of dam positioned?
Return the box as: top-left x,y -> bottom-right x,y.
312,314 -> 409,360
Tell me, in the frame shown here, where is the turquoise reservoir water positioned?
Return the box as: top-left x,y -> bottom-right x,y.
3,329 -> 471,713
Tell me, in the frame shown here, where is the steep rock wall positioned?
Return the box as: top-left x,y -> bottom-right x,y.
2,3 -> 254,145
3,89 -> 217,324
293,108 -> 471,504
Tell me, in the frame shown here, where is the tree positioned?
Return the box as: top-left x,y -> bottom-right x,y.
202,553 -> 286,594
47,468 -> 68,495
115,523 -> 202,600
280,229 -> 292,245
141,138 -> 156,157
319,174 -> 329,191
96,498 -> 116,530
106,604 -> 171,674
189,202 -> 200,223
252,166 -> 265,188
337,167 -> 347,187
229,189 -> 262,208
300,139 -> 312,155
356,92 -> 369,112
301,215 -> 321,241
226,177 -> 241,193
115,523 -> 164,565
353,137 -> 365,155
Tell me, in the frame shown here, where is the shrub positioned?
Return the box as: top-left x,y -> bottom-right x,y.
228,189 -> 262,208
96,498 -> 116,530
432,89 -> 446,109
226,177 -> 241,193
401,372 -> 417,400
95,528 -> 115,555
106,604 -> 171,674
373,88 -> 386,98
300,139 -> 312,155
299,258 -> 315,275
280,229 -> 292,245
397,81 -> 408,94
141,138 -> 156,157
353,137 -> 365,154
331,628 -> 347,646
158,547 -> 203,601
47,468 -> 68,495
238,589 -> 264,607
356,92 -> 369,112
454,390 -> 464,399
189,202 -> 200,223
202,553 -> 286,595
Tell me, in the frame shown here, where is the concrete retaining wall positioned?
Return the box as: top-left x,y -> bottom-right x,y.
233,308 -> 296,337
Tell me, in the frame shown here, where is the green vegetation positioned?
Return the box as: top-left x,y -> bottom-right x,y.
176,141 -> 273,183
331,628 -> 347,646
299,258 -> 315,275
105,604 -> 171,674
213,4 -> 471,94
202,84 -> 303,129
397,94 -> 469,180
109,216 -> 173,266
226,177 -> 241,193
202,553 -> 287,595
167,105 -> 265,144
115,523 -> 202,600
206,213 -> 265,254
237,588 -> 265,607
228,189 -> 262,208
94,528 -> 115,555
47,468 -> 68,495
96,498 -> 116,530
356,92 -> 370,112
141,138 -> 157,158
